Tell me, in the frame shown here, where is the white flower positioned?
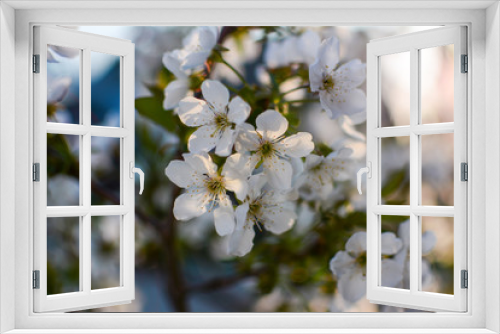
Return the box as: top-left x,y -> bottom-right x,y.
228,174 -> 297,257
164,152 -> 250,236
264,30 -> 321,69
178,80 -> 251,156
161,27 -> 219,110
48,77 -> 72,104
296,146 -> 353,201
237,109 -> 315,190
330,231 -> 403,303
394,220 -> 436,289
309,36 -> 366,121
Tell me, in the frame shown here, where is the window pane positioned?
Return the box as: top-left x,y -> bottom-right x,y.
380,52 -> 410,127
421,133 -> 454,206
380,215 -> 409,290
91,137 -> 121,205
47,45 -> 80,124
420,45 -> 454,124
47,217 -> 80,295
420,217 -> 454,294
91,216 -> 121,290
91,52 -> 121,127
47,133 -> 80,206
381,137 -> 410,205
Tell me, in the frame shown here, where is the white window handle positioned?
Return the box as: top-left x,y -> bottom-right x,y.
129,162 -> 144,195
357,162 -> 372,195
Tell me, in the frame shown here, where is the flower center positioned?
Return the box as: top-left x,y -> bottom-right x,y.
355,252 -> 367,267
260,141 -> 276,158
204,175 -> 225,196
322,74 -> 335,91
214,113 -> 230,130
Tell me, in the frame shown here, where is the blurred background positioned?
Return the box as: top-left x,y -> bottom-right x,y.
45,25 -> 454,312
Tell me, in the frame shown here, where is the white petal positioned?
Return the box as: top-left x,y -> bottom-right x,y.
338,267 -> 366,303
309,62 -> 324,92
235,126 -> 260,152
263,156 -> 293,190
162,49 -> 188,79
298,30 -> 321,64
304,154 -> 323,170
322,88 -> 366,119
163,79 -> 189,110
227,96 -> 251,125
182,50 -> 211,70
202,80 -> 229,111
222,152 -> 254,179
422,231 -> 436,255
381,259 -> 404,288
338,116 -> 366,141
224,177 -> 248,201
337,59 -> 366,88
329,251 -> 355,277
178,96 -> 212,126
381,232 -> 403,255
183,152 -> 217,175
48,77 -> 71,104
164,160 -> 196,188
278,132 -> 315,158
247,174 -> 268,200
264,41 -> 285,69
397,220 -> 411,246
228,228 -> 255,257
215,128 -> 236,157
188,125 -> 218,153
50,45 -> 80,58
235,202 -> 250,230
315,36 -> 340,72
199,26 -> 218,50
256,110 -> 288,140
173,192 -> 207,221
262,205 -> 296,234
345,231 -> 367,255
213,198 -> 235,236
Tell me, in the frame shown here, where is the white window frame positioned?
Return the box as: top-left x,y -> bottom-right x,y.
0,1 -> 499,333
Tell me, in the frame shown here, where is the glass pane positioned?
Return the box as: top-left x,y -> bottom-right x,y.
420,45 -> 454,124
421,133 -> 454,206
381,137 -> 410,205
47,45 -> 80,124
420,217 -> 454,294
380,52 -> 410,127
91,137 -> 121,205
91,52 -> 121,127
47,217 -> 80,295
91,216 -> 121,290
47,134 -> 80,206
380,215 -> 409,290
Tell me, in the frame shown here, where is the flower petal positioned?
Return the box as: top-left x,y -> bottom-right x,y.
222,152 -> 254,179
263,156 -> 293,190
182,50 -> 211,71
337,267 -> 366,303
163,79 -> 189,110
162,49 -> 188,79
256,109 -> 288,140
262,205 -> 296,235
345,231 -> 367,255
381,232 -> 403,255
337,59 -> 366,88
202,80 -> 229,111
188,125 -> 218,153
422,231 -> 436,255
235,126 -> 260,152
298,30 -> 321,64
178,96 -> 211,126
227,96 -> 251,125
247,174 -> 268,200
173,192 -> 207,221
228,228 -> 255,257
213,198 -> 235,236
315,36 -> 340,73
278,132 -> 315,158
235,202 -> 250,230
48,77 -> 71,104
215,128 -> 236,157
165,160 -> 196,188
224,177 -> 248,201
183,152 -> 217,175
381,259 -> 403,288
329,251 -> 355,277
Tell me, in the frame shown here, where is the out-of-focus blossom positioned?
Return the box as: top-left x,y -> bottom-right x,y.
309,36 -> 366,121
237,110 -> 314,190
330,231 -> 403,303
178,80 -> 251,156
394,220 -> 436,289
181,26 -> 219,71
164,152 -> 250,236
228,174 -> 297,257
47,77 -> 72,104
295,146 -> 353,201
162,49 -> 191,110
264,30 -> 321,69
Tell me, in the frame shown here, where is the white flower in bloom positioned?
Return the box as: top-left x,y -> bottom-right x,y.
229,174 -> 297,257
48,77 -> 72,104
162,49 -> 191,110
237,109 -> 315,190
181,26 -> 219,71
394,220 -> 436,289
264,30 -> 321,69
178,80 -> 251,156
165,152 -> 250,236
309,36 -> 366,121
296,146 -> 353,201
330,231 -> 403,303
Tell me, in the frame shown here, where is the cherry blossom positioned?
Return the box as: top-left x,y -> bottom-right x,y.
162,49 -> 191,110
264,30 -> 321,69
178,80 -> 251,156
164,152 -> 250,236
329,231 -> 403,303
309,36 -> 367,121
228,174 -> 297,257
237,109 -> 315,190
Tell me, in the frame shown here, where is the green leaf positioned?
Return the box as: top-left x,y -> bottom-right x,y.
135,97 -> 177,132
